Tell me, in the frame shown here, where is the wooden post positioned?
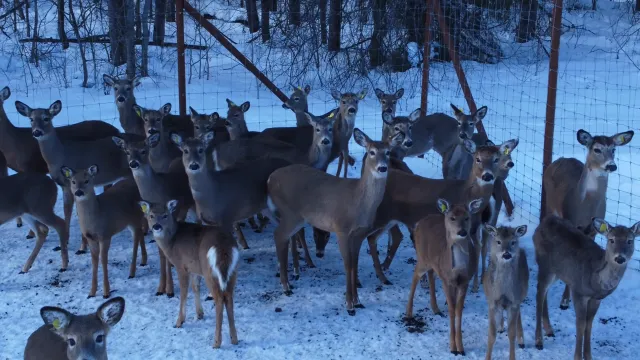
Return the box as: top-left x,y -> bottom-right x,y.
176,0 -> 187,116
420,0 -> 432,116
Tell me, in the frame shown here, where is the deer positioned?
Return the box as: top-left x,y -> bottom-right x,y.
283,85 -> 313,127
405,198 -> 483,356
331,89 -> 367,178
374,88 -> 404,117
191,109 -> 228,140
16,100 -> 132,255
112,133 -> 198,297
483,224 -> 529,360
139,199 -> 240,348
267,128 -> 404,315
405,104 -> 487,159
0,172 -> 69,273
61,165 -> 147,298
24,297 -> 125,360
132,103 -> 183,173
0,86 -> 119,239
224,99 -> 260,140
171,131 -> 291,250
542,129 -> 634,310
533,216 -> 638,360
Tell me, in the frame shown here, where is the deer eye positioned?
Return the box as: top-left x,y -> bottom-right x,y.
140,150 -> 146,155
385,150 -> 390,156
125,151 -> 130,156
72,181 -> 76,185
126,86 -> 131,91
469,122 -> 475,126
183,149 -> 189,154
476,157 -> 481,163
394,127 -> 400,131
494,158 -> 499,163
195,125 -> 200,130
497,240 -> 502,245
198,148 -> 204,154
464,217 -> 469,221
114,87 -> 119,91
594,148 -> 602,154
451,217 -> 456,221
84,180 -> 89,184
628,239 -> 633,245
369,151 -> 375,156
382,100 -> 386,104
95,334 -> 104,344
43,117 -> 50,123
609,239 -> 614,244
612,148 -> 616,154
67,338 -> 76,347
457,121 -> 462,126
511,241 -> 516,246
162,214 -> 168,220
316,128 -> 320,133
392,100 -> 396,104
342,101 -> 346,105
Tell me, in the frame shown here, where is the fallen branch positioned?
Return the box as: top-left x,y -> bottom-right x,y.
19,37 -> 207,50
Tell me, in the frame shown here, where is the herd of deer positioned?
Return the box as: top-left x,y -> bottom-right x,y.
0,76 -> 635,360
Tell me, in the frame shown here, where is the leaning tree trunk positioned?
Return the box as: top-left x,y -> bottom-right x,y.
154,0 -> 166,44
515,0 -> 537,43
141,0 -> 152,75
289,0 -> 300,26
369,0 -> 386,67
328,0 -> 341,51
261,0 -> 270,41
246,0 -> 259,33
57,0 -> 68,49
125,0 -> 136,78
320,0 -> 327,44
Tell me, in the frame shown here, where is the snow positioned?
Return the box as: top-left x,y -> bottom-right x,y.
1,1 -> 639,359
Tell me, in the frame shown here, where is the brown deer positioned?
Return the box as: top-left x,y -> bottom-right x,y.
0,172 -> 69,273
374,88 -> 404,116
267,128 -> 404,315
133,103 -> 183,173
140,199 -> 240,348
16,100 -> 132,255
103,74 -> 144,135
533,216 -> 638,360
543,129 -> 634,310
24,297 -> 125,360
483,224 -> 529,360
190,109 -> 228,141
405,198 -> 483,356
224,98 -> 259,139
0,86 -> 118,238
61,165 -> 147,298
331,89 -> 367,178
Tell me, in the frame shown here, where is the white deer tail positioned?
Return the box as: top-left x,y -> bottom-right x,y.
207,247 -> 240,292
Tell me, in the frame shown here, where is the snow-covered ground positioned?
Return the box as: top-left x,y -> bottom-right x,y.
1,1 -> 639,359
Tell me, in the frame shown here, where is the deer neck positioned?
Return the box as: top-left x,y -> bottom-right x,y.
36,129 -> 64,168
464,174 -> 494,203
449,237 -> 472,272
336,111 -> 356,139
578,166 -> 608,205
356,164 -> 388,220
153,227 -> 179,253
149,134 -> 172,170
592,257 -> 627,295
229,122 -> 249,140
0,105 -> 17,145
186,167 -> 216,199
294,106 -> 309,127
118,99 -> 142,135
75,192 -> 101,227
307,142 -> 331,169
131,164 -> 166,202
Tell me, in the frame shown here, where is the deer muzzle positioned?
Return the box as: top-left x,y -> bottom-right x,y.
502,252 -> 513,260
152,224 -> 162,232
32,129 -> 43,138
614,255 -> 626,265
482,172 -> 495,182
377,166 -> 388,173
117,96 -> 126,103
605,163 -> 617,172
189,163 -> 200,171
129,160 -> 140,169
74,190 -> 85,197
457,230 -> 468,237
348,107 -> 356,114
321,138 -> 331,145
404,140 -> 413,148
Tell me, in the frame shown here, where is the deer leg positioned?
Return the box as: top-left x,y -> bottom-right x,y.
138,226 -> 147,266
87,239 -> 100,298
334,153 -> 343,177
291,235 -> 300,280
175,270 -> 190,328
584,298 -> 600,360
342,150 -> 349,178
233,223 -> 250,249
428,270 -> 442,315
336,234 -> 355,315
454,285 -> 468,355
257,212 -> 269,229
191,275 -> 204,320
296,228 -> 316,268
100,237 -> 112,298
274,221 -> 298,295
165,257 -> 175,297
535,267 -> 554,349
405,266 -> 425,318
485,305 -> 497,360
572,293 -> 589,360
36,211 -> 69,272
443,285 -> 457,354
247,216 -> 260,232
506,306 -> 519,360
560,284 -> 571,310
496,307 -> 505,333
213,286 -> 224,348
225,274 -> 239,345
517,307 -> 525,349
367,232 -> 391,285
128,227 -> 139,279
382,225 -> 404,271
25,226 -> 36,240
156,250 -> 167,296
19,217 -> 47,273
480,228 -> 489,283
351,237 -> 365,308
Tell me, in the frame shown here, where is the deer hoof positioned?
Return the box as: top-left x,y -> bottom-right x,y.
59,268 -> 66,273
26,234 -> 34,239
19,271 -> 26,274
205,296 -> 213,301
519,344 -> 525,349
87,295 -> 95,299
167,293 -> 175,298
53,246 -> 61,251
75,250 -> 87,255
284,290 -> 293,296
354,304 -> 365,309
155,292 -> 164,296
383,280 -> 393,286
128,276 -> 134,279
560,304 -> 569,310
535,343 -> 543,350
347,309 -> 356,316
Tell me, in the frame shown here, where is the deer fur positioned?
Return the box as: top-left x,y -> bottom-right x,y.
533,216 -> 638,360
224,98 -> 259,139
406,198 -> 483,355
103,74 -> 144,136
374,88 -> 404,117
331,89 -> 367,178
133,103 -> 183,173
190,109 -> 229,142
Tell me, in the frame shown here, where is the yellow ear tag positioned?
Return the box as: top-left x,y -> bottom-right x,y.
52,318 -> 61,329
617,135 -> 626,144
140,203 -> 149,214
503,148 -> 511,156
297,86 -> 303,90
63,169 -> 71,178
327,112 -> 334,119
439,203 -> 447,213
135,108 -> 142,117
599,223 -> 608,233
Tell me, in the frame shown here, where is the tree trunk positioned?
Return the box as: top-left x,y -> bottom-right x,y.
261,0 -> 270,41
108,0 -> 127,66
328,0 -> 341,51
270,0 -> 277,12
289,0 -> 300,26
57,0 -> 68,49
135,0 -> 141,39
68,0 -> 88,87
167,0 -> 175,22
246,0 -> 259,33
592,0 -> 596,10
357,0 -> 367,24
24,0 -> 30,38
515,0 -> 537,43
125,0 -> 136,78
636,0 -> 640,12
141,0 -> 152,75
369,0 -> 386,67
154,0 -> 166,44
31,0 -> 39,66
320,0 -> 327,44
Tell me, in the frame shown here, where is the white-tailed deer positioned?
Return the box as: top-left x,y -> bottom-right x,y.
16,100 -> 132,255
533,216 -> 638,360
24,297 -> 125,360
132,103 -> 182,173
140,199 -> 240,348
0,86 -> 118,238
171,132 -> 290,250
112,133 -> 198,297
267,128 -> 403,315
543,129 -> 634,310
61,165 -> 147,298
331,89 -> 367,178
405,198 -> 483,355
103,74 -> 144,136
374,88 -> 404,117
405,104 -> 487,159
0,172 -> 69,273
190,109 -> 229,141
282,85 -> 312,127
483,225 -> 529,360
224,99 -> 259,140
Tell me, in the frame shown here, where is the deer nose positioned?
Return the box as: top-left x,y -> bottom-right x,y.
32,129 -> 43,138
614,255 -> 626,264
507,161 -> 514,168
457,230 -> 468,237
321,138 -> 330,145
316,249 -> 325,258
385,108 -> 392,113
459,133 -> 468,139
377,166 -> 388,173
74,190 -> 84,197
502,252 -> 513,260
152,224 -> 162,231
129,160 -> 139,169
189,163 -> 200,171
147,128 -> 158,135
348,107 -> 356,114
482,172 -> 494,182
224,121 -> 231,127
404,140 -> 413,148
117,96 -> 125,103
605,164 -> 617,172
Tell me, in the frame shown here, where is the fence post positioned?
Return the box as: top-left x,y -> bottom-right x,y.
540,0 -> 563,221
420,0 -> 433,116
176,0 -> 187,116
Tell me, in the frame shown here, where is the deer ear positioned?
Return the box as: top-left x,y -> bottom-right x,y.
40,306 -> 72,334
374,88 -> 384,99
133,104 -> 143,118
382,112 -> 393,126
474,106 -> 488,121
49,100 -> 62,117
112,136 -> 126,149
484,224 -> 498,237
60,166 -> 74,179
14,101 -> 32,117
592,218 -> 611,236
577,129 -> 593,147
463,139 -> 476,154
395,88 -> 405,99
147,133 -> 161,148
138,201 -> 150,215
160,103 -> 172,115
409,108 -> 421,122
0,86 -> 10,101
170,133 -> 183,147
468,198 -> 483,213
202,131 -> 215,145
167,199 -> 179,213
331,90 -> 341,101
499,139 -> 518,156
514,225 -> 528,237
389,131 -> 405,148
631,221 -> 640,237
87,165 -> 99,177
437,198 -> 450,214
103,74 -> 115,87
304,85 -> 311,95
240,101 -> 250,113
450,103 -> 463,115
96,296 -> 125,328
611,130 -> 634,146
353,128 -> 369,148
225,98 -> 236,108
303,112 -> 316,126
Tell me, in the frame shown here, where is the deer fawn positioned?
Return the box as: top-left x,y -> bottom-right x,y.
533,216 -> 638,360
224,99 -> 259,140
267,128 -> 403,315
190,109 -> 228,141
132,103 -> 183,173
483,225 -> 529,360
374,88 -> 404,117
406,104 -> 486,159
113,133 -> 198,297
140,199 -> 240,348
0,86 -> 118,238
331,89 -> 367,178
283,85 -> 312,126
171,132 -> 290,250
0,172 -> 69,273
24,297 -> 125,360
103,74 -> 144,136
16,100 -> 132,255
406,198 -> 483,355
61,165 -> 147,298
543,129 -> 634,310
